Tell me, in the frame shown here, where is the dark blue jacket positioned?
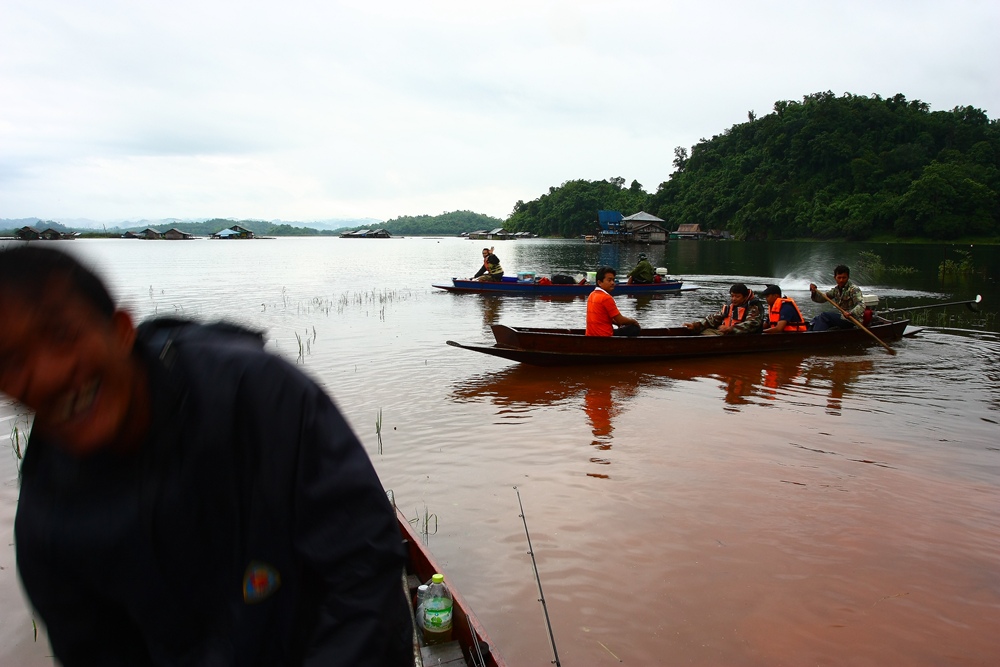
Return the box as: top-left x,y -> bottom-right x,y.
16,319 -> 412,666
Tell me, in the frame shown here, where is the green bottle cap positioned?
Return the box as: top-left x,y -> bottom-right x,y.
432,573 -> 444,584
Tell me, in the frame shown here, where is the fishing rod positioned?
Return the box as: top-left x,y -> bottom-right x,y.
880,294 -> 982,315
514,486 -> 561,667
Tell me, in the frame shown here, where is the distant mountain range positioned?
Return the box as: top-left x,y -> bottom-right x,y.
0,217 -> 382,233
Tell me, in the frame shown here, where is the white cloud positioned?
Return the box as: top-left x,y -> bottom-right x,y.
2,0 -> 998,221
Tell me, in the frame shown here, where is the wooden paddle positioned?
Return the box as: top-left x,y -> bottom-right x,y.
817,290 -> 897,355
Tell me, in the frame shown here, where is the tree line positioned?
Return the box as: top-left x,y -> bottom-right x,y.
506,92 -> 1000,241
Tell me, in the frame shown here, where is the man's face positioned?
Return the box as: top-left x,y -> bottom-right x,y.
730,291 -> 748,307
834,272 -> 849,288
0,289 -> 139,455
765,294 -> 778,306
598,273 -> 617,291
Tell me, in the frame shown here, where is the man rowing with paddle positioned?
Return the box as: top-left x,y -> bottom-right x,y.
809,264 -> 865,331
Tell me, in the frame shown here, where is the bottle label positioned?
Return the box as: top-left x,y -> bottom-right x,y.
423,599 -> 453,631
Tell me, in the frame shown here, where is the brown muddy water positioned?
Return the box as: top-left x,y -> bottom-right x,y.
1,237 -> 998,665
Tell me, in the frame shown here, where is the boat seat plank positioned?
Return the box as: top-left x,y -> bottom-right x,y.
420,641 -> 466,665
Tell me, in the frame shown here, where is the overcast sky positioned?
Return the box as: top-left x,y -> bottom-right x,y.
1,0 -> 997,223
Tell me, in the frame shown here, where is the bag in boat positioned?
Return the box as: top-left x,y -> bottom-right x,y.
550,274 -> 576,285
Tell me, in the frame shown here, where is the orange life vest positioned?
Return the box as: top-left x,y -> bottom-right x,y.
720,294 -> 764,330
768,297 -> 807,332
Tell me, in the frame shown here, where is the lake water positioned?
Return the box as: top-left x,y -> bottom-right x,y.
2,237 -> 998,665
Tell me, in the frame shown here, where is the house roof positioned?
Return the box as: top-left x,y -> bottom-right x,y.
676,224 -> 702,233
622,211 -> 665,223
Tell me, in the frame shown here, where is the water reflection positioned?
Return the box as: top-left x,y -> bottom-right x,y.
477,295 -> 503,326
800,358 -> 875,415
657,352 -> 879,415
453,350 -> 883,423
451,365 -> 666,477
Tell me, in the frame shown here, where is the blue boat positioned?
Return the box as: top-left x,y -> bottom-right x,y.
432,275 -> 686,296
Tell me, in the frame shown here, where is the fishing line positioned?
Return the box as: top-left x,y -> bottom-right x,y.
514,486 -> 561,667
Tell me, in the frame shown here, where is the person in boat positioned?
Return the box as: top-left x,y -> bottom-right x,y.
586,266 -> 641,337
809,264 -> 864,331
682,283 -> 765,335
761,284 -> 808,333
0,246 -> 413,667
472,246 -> 504,282
626,253 -> 655,284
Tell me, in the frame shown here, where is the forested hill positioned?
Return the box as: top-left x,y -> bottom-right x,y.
365,210 -> 503,235
507,92 -> 1000,241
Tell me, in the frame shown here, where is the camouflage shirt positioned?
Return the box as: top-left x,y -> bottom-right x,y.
699,296 -> 766,335
811,280 -> 864,319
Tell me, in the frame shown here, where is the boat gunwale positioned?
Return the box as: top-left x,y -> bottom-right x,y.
395,507 -> 506,667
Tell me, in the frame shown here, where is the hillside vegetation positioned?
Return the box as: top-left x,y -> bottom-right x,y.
508,92 -> 1000,241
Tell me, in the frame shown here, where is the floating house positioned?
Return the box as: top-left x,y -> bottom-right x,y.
597,210 -> 668,244
15,226 -> 78,240
467,228 -> 514,241
138,228 -> 164,240
15,226 -> 42,240
670,224 -> 706,240
340,228 -> 392,238
212,225 -> 256,239
164,228 -> 196,240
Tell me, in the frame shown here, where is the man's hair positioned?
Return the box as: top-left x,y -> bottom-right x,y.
596,266 -> 616,282
834,264 -> 850,276
482,248 -> 491,253
0,245 -> 116,320
729,283 -> 750,297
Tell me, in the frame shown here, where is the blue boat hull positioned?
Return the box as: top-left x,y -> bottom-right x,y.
433,277 -> 684,296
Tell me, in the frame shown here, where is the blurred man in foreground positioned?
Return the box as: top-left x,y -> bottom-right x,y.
0,245 -> 412,666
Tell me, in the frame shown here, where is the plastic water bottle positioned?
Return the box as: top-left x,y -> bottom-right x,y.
415,584 -> 430,629
421,573 -> 453,645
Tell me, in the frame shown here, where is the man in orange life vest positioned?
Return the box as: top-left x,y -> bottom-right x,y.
586,266 -> 641,336
682,283 -> 765,335
761,284 -> 808,333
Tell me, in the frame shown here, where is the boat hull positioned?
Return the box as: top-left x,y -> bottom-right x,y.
446,320 -> 911,366
396,507 -> 506,667
433,277 -> 684,296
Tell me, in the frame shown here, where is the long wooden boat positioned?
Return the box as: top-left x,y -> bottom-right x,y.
397,506 -> 506,667
433,276 -> 686,296
446,319 -> 913,366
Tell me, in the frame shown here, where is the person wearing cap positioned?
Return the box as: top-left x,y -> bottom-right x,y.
626,253 -> 655,284
682,283 -> 765,335
761,284 -> 808,333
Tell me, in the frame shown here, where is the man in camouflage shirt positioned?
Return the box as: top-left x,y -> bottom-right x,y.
683,283 -> 765,335
809,264 -> 864,331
